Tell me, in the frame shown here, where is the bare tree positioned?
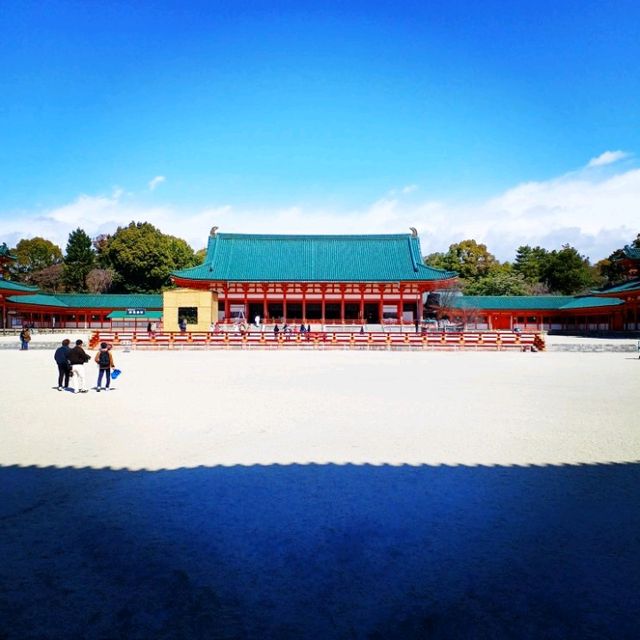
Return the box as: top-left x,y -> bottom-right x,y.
86,268 -> 115,293
428,288 -> 480,329
30,264 -> 65,293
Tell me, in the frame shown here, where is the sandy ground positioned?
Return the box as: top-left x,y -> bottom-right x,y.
1,348 -> 639,638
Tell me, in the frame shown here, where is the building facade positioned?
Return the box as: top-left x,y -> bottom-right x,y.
168,230 -> 457,329
0,232 -> 638,333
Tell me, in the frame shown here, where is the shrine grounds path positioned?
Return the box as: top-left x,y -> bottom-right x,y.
1,349 -> 639,638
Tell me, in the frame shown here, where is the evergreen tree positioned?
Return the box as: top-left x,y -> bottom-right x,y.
541,245 -> 595,294
63,228 -> 95,292
463,271 -> 529,296
100,221 -> 197,292
513,245 -> 549,284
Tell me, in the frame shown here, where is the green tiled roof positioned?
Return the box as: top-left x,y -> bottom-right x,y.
7,293 -> 163,309
0,278 -> 39,293
594,278 -> 640,294
0,243 -> 16,260
453,296 -> 573,310
173,233 -> 457,283
558,296 -> 625,310
7,294 -> 65,307
622,245 -> 640,260
54,294 -> 163,309
452,295 -> 625,311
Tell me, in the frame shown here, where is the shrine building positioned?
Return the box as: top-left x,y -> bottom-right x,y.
0,233 -> 638,334
164,228 -> 457,331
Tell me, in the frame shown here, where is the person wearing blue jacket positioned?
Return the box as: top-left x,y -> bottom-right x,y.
53,339 -> 71,390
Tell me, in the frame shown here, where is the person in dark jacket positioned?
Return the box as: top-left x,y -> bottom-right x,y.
19,326 -> 31,350
94,342 -> 115,392
53,339 -> 72,390
68,339 -> 90,393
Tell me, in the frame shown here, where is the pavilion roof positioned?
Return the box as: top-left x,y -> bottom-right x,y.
622,245 -> 640,260
591,277 -> 640,295
0,278 -> 39,293
0,243 -> 16,260
172,233 -> 458,283
7,293 -> 163,309
7,293 -> 65,307
451,295 -> 625,311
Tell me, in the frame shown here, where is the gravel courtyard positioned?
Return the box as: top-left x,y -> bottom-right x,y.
1,349 -> 639,638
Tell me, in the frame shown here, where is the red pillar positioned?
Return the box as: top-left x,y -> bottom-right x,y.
359,285 -> 365,322
399,285 -> 404,325
301,285 -> 307,322
223,286 -> 230,323
340,284 -> 346,324
262,285 -> 268,321
321,284 -> 326,325
378,285 -> 385,324
283,284 -> 288,323
243,285 -> 249,322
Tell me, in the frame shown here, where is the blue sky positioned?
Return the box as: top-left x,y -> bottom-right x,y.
1,1 -> 639,259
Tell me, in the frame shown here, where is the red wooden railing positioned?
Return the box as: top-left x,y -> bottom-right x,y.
90,330 -> 545,352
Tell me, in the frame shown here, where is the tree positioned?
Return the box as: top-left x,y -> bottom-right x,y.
166,235 -> 199,271
541,245 -> 595,294
100,222 -> 197,292
63,228 -> 95,291
93,233 -> 113,268
194,248 -> 208,264
30,264 -> 65,292
425,240 -> 499,281
513,245 -> 549,284
10,237 -> 63,282
86,268 -> 115,293
423,251 -> 448,271
464,271 -> 529,296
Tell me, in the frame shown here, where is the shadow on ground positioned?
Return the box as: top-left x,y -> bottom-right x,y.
1,462 -> 639,639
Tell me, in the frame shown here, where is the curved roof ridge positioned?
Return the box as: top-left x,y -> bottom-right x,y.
218,232 -> 414,240
0,278 -> 40,293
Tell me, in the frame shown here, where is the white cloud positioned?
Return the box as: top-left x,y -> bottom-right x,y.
587,150 -> 629,168
148,175 -> 166,191
387,184 -> 418,197
1,155 -> 638,262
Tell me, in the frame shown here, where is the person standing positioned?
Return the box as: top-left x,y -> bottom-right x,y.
53,339 -> 71,390
19,326 -> 31,350
179,317 -> 187,333
68,339 -> 90,393
94,342 -> 114,392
